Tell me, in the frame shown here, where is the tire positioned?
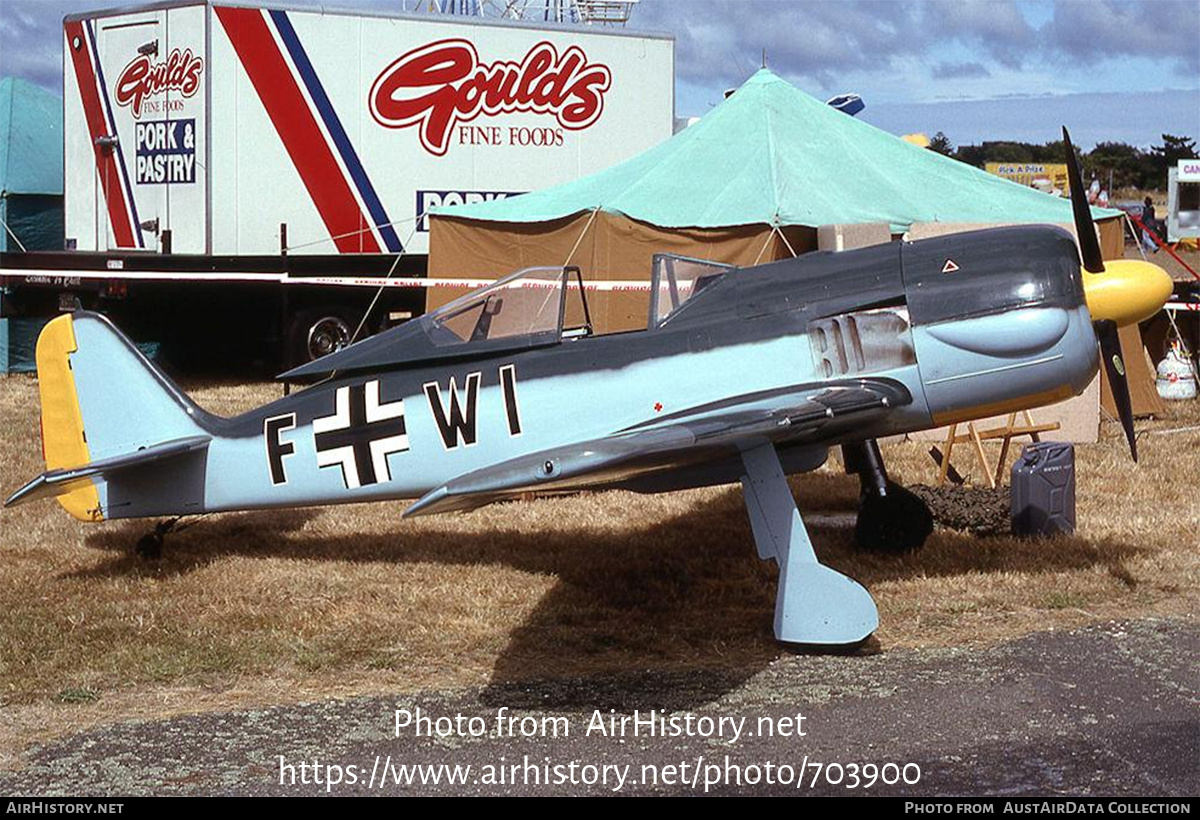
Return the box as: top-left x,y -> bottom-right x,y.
286,308 -> 357,368
854,480 -> 934,554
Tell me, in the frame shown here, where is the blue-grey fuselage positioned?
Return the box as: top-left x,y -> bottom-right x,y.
50,225 -> 1097,520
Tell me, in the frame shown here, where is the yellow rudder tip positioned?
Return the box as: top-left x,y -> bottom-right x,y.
35,314 -> 103,522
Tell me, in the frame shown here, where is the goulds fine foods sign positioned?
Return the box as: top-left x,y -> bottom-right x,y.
370,38 -> 612,156
62,4 -> 672,256
114,47 -> 204,119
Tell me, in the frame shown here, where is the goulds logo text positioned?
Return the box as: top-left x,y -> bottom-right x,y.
115,48 -> 204,120
369,39 -> 611,156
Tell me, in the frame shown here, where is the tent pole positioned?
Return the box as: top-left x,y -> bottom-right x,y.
775,223 -> 799,258
752,227 -> 777,265
562,207 -> 601,268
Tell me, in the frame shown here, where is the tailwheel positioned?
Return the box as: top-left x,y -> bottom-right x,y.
843,440 -> 933,554
135,517 -> 182,560
135,532 -> 163,560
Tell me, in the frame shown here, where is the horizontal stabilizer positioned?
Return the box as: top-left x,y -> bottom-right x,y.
5,435 -> 211,509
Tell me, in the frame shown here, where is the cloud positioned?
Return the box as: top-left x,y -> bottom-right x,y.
1043,0 -> 1200,75
0,1 -> 72,90
931,61 -> 991,79
922,0 -> 1035,69
633,0 -> 1038,91
636,1 -> 926,89
633,0 -> 1199,95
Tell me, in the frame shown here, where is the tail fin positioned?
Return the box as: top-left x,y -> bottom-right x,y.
10,312 -> 215,521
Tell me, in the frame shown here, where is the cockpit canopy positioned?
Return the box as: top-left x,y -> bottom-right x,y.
279,266 -> 593,379
278,255 -> 737,380
425,266 -> 593,347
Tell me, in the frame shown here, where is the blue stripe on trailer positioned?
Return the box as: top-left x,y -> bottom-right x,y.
269,9 -> 404,253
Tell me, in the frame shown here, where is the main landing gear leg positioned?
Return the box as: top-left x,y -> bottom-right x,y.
739,442 -> 878,645
842,439 -> 932,554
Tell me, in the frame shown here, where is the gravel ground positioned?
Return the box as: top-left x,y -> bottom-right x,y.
2,617 -> 1195,797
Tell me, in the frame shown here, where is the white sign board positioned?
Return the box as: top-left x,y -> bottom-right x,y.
63,2 -> 675,256
1178,159 -> 1200,183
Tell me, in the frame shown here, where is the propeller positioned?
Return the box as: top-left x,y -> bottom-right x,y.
1064,130 -> 1105,275
1094,318 -> 1137,460
1062,127 -> 1172,461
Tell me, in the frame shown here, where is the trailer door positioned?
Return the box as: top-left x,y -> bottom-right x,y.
94,10 -> 168,250
72,8 -> 208,252
65,11 -> 161,250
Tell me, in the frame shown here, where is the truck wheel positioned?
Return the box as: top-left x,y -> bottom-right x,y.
287,308 -> 357,366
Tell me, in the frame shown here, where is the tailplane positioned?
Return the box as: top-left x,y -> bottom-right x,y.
6,312 -> 216,521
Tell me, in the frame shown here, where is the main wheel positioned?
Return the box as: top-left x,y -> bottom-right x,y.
286,308 -> 357,367
854,480 -> 933,554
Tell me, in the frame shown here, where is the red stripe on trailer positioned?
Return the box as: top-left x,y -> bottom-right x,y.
214,6 -> 380,254
64,20 -> 137,249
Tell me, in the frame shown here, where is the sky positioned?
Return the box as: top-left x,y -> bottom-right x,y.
1,0 -> 1197,149
627,0 -> 1200,148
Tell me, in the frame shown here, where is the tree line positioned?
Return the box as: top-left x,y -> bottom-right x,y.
927,132 -> 1196,191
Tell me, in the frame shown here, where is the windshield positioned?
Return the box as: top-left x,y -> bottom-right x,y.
650,254 -> 734,328
424,266 -> 591,346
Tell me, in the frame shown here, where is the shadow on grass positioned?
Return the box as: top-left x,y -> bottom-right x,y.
72,472 -> 1148,709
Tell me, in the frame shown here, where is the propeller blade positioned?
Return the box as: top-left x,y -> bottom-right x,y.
1062,126 -> 1105,274
1096,319 -> 1137,461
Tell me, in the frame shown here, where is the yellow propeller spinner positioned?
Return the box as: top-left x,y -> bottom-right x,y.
1081,258 -> 1173,328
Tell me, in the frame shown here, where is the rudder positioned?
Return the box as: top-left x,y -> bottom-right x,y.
36,314 -> 100,520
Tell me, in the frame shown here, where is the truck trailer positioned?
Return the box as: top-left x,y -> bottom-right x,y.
0,1 -> 674,368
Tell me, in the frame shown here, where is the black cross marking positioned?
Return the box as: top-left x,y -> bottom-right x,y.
314,383 -> 406,487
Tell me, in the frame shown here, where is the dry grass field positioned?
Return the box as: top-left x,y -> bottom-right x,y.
1,374 -> 1198,763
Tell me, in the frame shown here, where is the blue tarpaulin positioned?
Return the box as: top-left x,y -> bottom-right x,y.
0,76 -> 64,252
1,76 -> 65,372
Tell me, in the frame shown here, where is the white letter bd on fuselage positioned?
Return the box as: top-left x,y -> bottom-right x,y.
424,365 -> 523,450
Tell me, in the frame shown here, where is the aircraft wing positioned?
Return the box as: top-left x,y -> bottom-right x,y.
404,378 -> 910,517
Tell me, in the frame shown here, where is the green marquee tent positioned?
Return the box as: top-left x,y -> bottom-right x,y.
428,67 -> 1143,418
427,68 -> 1125,328
431,68 -> 1120,235
0,76 -> 64,253
430,68 -> 1124,331
428,70 -> 1123,326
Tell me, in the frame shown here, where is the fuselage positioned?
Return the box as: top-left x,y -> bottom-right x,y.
96,224 -> 1100,519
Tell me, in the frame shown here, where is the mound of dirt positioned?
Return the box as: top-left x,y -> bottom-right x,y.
909,483 -> 1011,536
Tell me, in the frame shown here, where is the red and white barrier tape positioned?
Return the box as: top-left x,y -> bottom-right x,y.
3,268 -> 659,292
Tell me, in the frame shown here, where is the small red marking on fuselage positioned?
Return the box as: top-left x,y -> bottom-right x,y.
942,259 -> 960,273
654,402 -> 663,412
